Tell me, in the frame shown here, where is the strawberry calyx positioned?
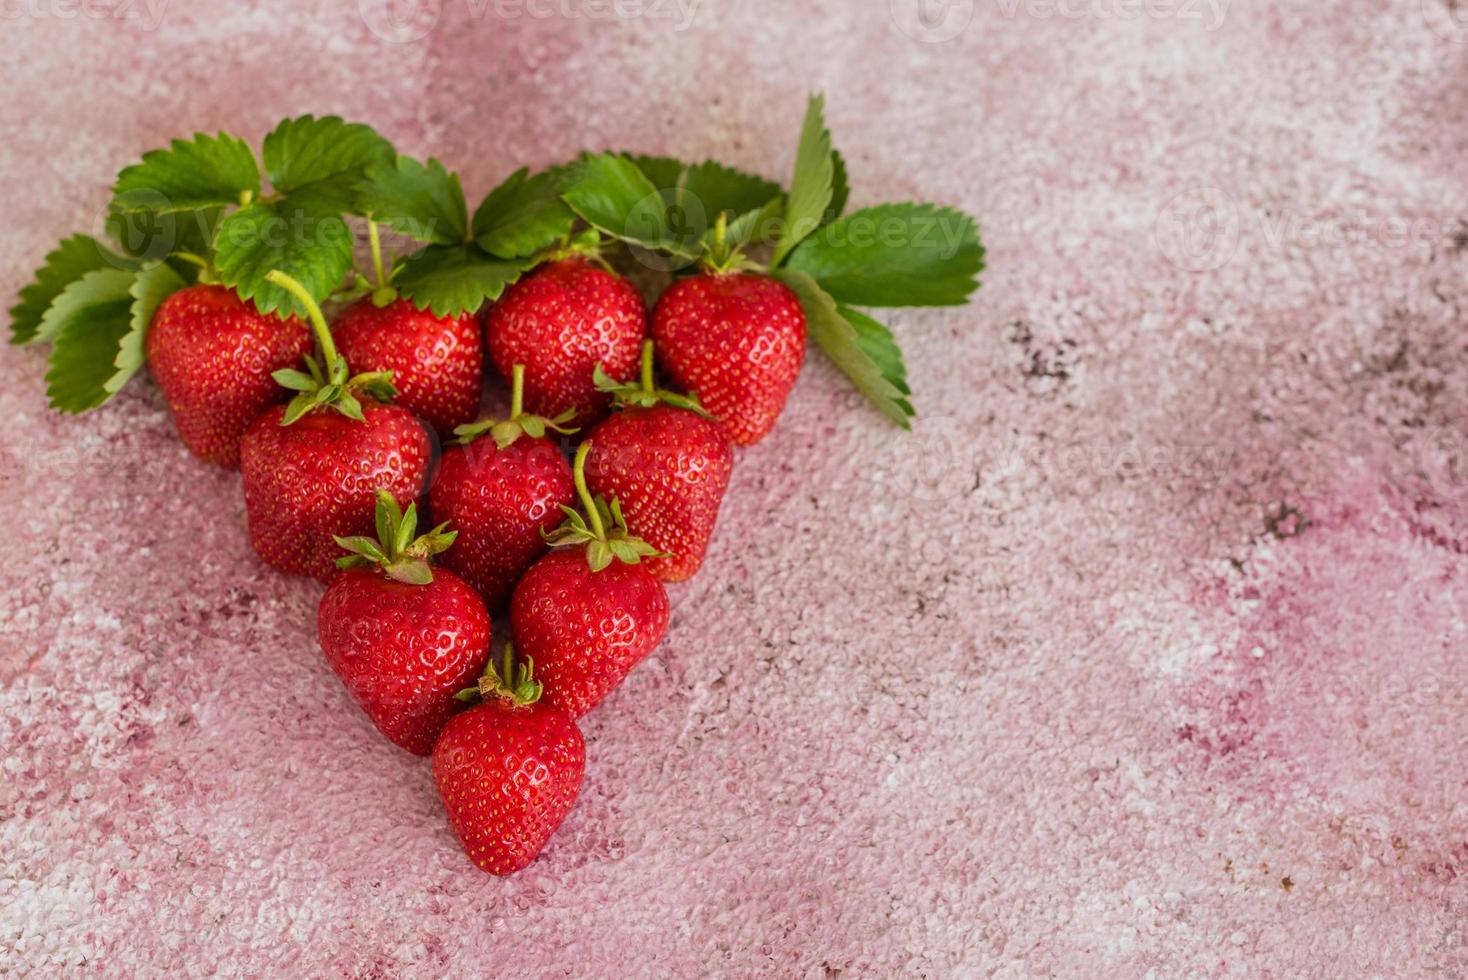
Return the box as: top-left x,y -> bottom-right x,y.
333,489 -> 456,585
454,642 -> 542,707
699,210 -> 767,276
543,227 -> 615,274
266,269 -> 399,424
544,443 -> 665,573
453,363 -> 577,450
594,340 -> 713,418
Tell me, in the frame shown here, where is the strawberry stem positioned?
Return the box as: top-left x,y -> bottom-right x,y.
510,364 -> 525,419
265,270 -> 339,367
638,340 -> 654,394
368,219 -> 388,291
572,442 -> 605,540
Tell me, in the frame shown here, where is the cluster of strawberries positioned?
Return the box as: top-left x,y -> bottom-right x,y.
12,98 -> 981,874
161,253 -> 791,874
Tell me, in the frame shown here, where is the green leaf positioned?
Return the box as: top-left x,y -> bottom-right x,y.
108,262 -> 185,396
622,153 -> 686,191
42,269 -> 138,413
823,148 -> 849,227
262,115 -> 394,214
774,269 -> 912,428
472,168 -> 576,259
772,95 -> 835,266
721,196 -> 786,253
784,203 -> 984,307
35,268 -> 136,345
111,132 -> 260,214
10,235 -> 128,344
838,305 -> 912,411
559,153 -> 695,258
106,207 -> 223,274
679,160 -> 783,221
394,244 -> 529,317
214,199 -> 355,317
356,154 -> 468,245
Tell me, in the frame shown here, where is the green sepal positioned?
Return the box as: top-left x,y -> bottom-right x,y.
592,362 -> 712,418
453,407 -> 576,450
455,643 -> 542,707
333,489 -> 457,585
543,494 -> 666,571
274,350 -> 399,425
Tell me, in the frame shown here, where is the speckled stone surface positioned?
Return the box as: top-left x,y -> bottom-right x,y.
3,1 -> 1468,976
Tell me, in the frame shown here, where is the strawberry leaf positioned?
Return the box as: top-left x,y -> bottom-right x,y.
838,304 -> 913,408
356,154 -> 468,245
679,160 -> 783,221
111,133 -> 260,214
560,153 -> 696,258
42,269 -> 137,413
263,115 -> 395,214
622,153 -> 686,191
771,95 -> 835,266
784,203 -> 983,307
10,235 -> 129,345
214,200 -> 355,318
823,147 -> 849,227
394,244 -> 529,317
472,168 -> 576,259
774,269 -> 912,428
106,207 -> 222,272
110,262 -> 185,397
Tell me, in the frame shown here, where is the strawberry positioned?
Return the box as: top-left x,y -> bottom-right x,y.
318,492 -> 489,754
239,271 -> 430,582
429,363 -> 576,610
433,644 -> 585,876
584,342 -> 734,582
650,271 -> 806,446
510,443 -> 670,719
145,283 -> 313,467
484,255 -> 646,427
331,296 -> 482,435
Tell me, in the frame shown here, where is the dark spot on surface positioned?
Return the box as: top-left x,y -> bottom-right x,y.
1450,220 -> 1468,253
1264,501 -> 1310,540
1281,876 -> 1294,892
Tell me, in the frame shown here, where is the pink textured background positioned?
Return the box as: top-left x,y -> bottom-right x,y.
3,1 -> 1468,975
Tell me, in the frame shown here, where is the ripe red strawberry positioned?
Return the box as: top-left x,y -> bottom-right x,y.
318,492 -> 489,754
584,342 -> 733,582
429,364 -> 576,609
238,271 -> 430,582
651,271 -> 806,446
146,283 -> 312,467
510,444 -> 670,719
484,255 -> 646,427
332,296 -> 481,434
433,645 -> 585,876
